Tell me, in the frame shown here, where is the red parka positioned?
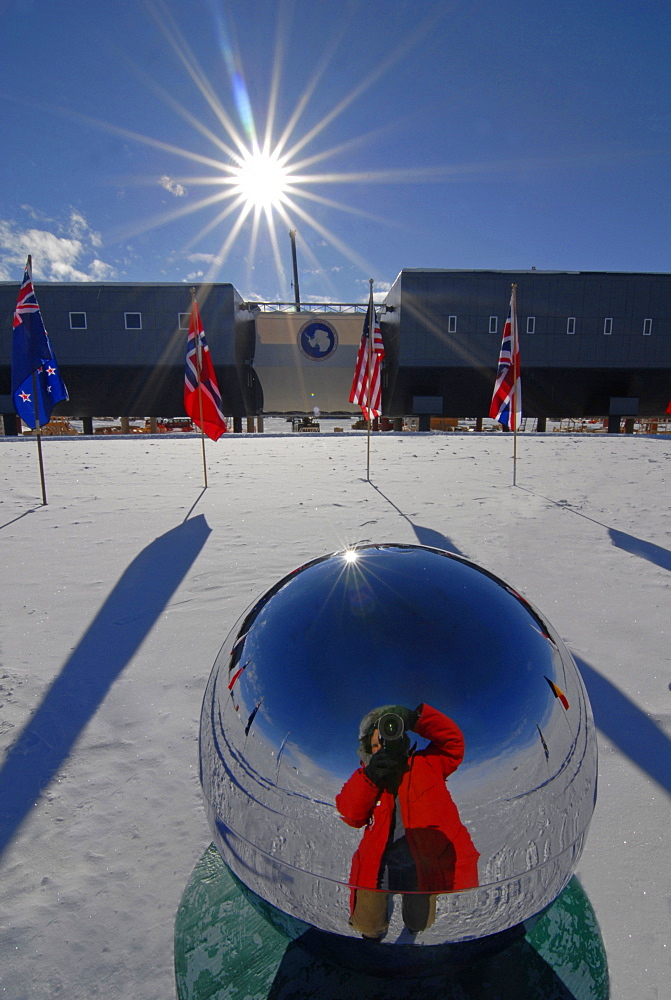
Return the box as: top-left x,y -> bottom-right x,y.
335,704 -> 480,906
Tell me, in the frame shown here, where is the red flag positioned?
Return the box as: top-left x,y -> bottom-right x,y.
184,299 -> 227,441
666,399 -> 671,415
227,665 -> 246,691
489,287 -> 522,430
350,286 -> 384,421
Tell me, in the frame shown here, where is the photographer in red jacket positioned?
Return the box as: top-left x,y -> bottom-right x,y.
336,703 -> 480,940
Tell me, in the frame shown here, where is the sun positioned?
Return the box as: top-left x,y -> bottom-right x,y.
79,1 -> 453,297
231,146 -> 291,211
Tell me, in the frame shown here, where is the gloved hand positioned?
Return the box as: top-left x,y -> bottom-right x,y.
364,748 -> 407,793
394,705 -> 422,732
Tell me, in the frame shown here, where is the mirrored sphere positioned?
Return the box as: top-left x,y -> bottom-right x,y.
199,544 -> 597,945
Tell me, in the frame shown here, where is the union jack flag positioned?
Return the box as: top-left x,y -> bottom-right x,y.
11,256 -> 68,429
184,298 -> 227,441
489,288 -> 522,431
350,287 -> 384,421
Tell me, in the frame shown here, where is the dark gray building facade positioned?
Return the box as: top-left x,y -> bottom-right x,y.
2,269 -> 670,429
382,269 -> 671,420
0,281 -> 260,427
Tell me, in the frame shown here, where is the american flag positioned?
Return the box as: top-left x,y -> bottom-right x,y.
489,288 -> 522,430
11,256 -> 68,429
184,298 -> 227,441
350,287 -> 384,421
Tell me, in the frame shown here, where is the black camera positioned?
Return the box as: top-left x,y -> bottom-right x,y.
377,712 -> 405,743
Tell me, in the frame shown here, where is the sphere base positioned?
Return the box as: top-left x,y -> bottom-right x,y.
175,845 -> 609,1000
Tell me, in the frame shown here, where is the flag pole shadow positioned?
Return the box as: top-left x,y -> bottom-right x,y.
368,482 -> 464,556
0,514 -> 211,857
575,655 -> 671,795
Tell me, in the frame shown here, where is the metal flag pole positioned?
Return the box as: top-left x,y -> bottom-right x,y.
289,230 -> 301,312
24,256 -> 48,505
191,288 -> 208,489
511,282 -> 519,486
366,278 -> 374,481
31,370 -> 47,505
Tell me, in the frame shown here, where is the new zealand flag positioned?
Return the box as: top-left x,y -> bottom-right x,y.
11,257 -> 68,429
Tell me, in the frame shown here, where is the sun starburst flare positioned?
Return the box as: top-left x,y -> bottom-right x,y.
230,147 -> 292,211
49,0 -> 454,299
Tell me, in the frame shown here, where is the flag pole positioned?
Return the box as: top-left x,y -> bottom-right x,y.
31,370 -> 47,505
366,278 -> 374,481
191,288 -> 208,489
511,282 -> 518,486
25,255 -> 47,505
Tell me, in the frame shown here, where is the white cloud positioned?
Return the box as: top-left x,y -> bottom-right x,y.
305,265 -> 344,275
89,258 -> 117,280
299,293 -> 340,304
160,175 -> 187,197
354,278 -> 391,302
187,252 -> 222,265
0,209 -> 117,282
19,204 -> 51,222
68,209 -> 103,248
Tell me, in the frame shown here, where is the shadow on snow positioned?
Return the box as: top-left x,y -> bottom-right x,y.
608,527 -> 671,573
576,656 -> 671,796
0,514 -> 211,857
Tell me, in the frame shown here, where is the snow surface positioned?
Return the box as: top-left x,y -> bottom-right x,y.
0,428 -> 669,999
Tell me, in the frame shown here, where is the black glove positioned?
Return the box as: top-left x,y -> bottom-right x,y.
397,705 -> 422,732
364,748 -> 407,794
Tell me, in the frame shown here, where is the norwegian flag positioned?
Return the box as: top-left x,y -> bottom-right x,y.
184,299 -> 227,441
350,287 -> 384,421
11,256 -> 68,429
489,288 -> 522,431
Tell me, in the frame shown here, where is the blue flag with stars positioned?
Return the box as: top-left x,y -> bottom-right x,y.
11,257 -> 68,429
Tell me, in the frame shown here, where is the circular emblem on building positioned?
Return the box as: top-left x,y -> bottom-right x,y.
297,320 -> 338,361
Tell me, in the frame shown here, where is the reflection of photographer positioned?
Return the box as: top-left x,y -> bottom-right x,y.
361,708 -> 415,794
336,703 -> 479,940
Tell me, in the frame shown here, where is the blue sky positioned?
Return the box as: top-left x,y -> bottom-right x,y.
1,0 -> 669,303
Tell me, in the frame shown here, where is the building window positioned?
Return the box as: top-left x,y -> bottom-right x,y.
526,316 -> 535,334
603,317 -> 613,335
643,318 -> 652,336
489,316 -> 498,334
448,315 -> 457,333
567,317 -> 576,335
125,312 -> 142,330
178,313 -> 191,330
69,311 -> 87,330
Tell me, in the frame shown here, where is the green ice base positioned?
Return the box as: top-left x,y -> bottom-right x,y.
174,845 -> 608,1000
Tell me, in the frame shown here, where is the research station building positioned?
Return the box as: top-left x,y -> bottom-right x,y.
1,268 -> 670,432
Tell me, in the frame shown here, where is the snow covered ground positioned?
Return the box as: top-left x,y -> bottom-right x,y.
0,430 -> 669,999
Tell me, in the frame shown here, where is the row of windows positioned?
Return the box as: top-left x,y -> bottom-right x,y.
68,312 -> 193,331
67,310 -> 658,336
449,315 -> 655,336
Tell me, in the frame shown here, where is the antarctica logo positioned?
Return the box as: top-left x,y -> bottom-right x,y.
297,320 -> 338,362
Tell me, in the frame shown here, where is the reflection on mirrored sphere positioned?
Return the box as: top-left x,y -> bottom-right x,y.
199,544 -> 597,945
